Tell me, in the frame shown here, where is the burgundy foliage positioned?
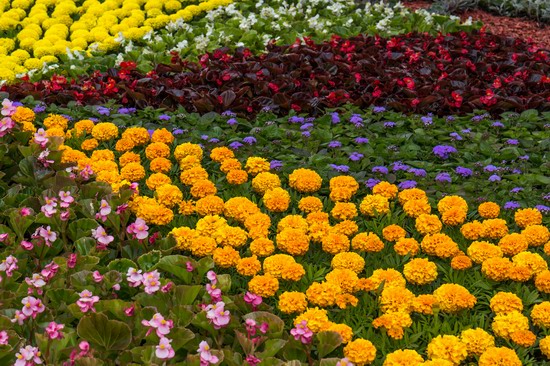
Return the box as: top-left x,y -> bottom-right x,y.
4,30 -> 550,116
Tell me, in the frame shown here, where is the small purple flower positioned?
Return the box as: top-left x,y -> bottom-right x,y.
33,104 -> 46,113
97,106 -> 110,116
365,178 -> 381,189
510,187 -> 524,194
435,172 -> 452,183
506,139 -> 519,145
159,114 -> 171,121
471,115 -> 485,122
372,166 -> 388,175
488,174 -> 501,182
330,164 -> 350,173
331,112 -> 340,124
433,145 -> 458,159
398,180 -> 417,189
392,161 -> 409,172
421,116 -> 433,126
289,116 -> 305,124
354,137 -> 369,144
492,121 -> 504,128
328,141 -> 342,148
89,117 -> 99,123
350,114 -> 363,127
243,136 -> 257,145
449,132 -> 462,141
118,107 -> 136,114
408,168 -> 427,177
384,122 -> 396,128
519,155 -> 529,161
373,106 -> 386,113
229,142 -> 243,150
512,168 -> 522,174
349,152 -> 364,162
504,201 -> 521,210
270,160 -> 283,170
455,166 -> 473,177
300,123 -> 314,130
62,114 -> 73,121
173,129 -> 184,135
302,131 -> 311,138
148,129 -> 154,137
543,193 -> 550,202
461,128 -> 471,134
209,138 -> 220,143
446,116 -> 456,122
227,118 -> 238,126
535,205 -> 550,214
200,135 -> 209,140
222,110 -> 236,117
484,165 -> 499,173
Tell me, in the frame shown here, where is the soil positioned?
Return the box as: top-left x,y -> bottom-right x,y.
402,0 -> 550,49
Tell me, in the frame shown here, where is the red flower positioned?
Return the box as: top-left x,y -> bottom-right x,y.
480,89 -> 497,106
403,78 -> 415,90
268,83 -> 279,93
451,91 -> 463,108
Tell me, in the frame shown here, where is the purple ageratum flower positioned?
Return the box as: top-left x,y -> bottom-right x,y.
349,152 -> 364,162
328,141 -> 342,148
488,174 -> 501,182
289,116 -> 305,124
408,168 -> 427,177
510,187 -> 524,194
392,161 -> 410,172
222,110 -> 236,117
350,114 -> 363,127
455,166 -> 473,177
12,101 -> 23,107
89,117 -> 99,123
62,114 -> 73,121
512,169 -> 522,174
446,116 -> 456,122
461,128 -> 471,134
421,116 -> 433,126
173,129 -> 184,135
506,139 -> 519,145
535,205 -> 550,214
159,114 -> 171,121
504,201 -> 521,210
484,165 -> 499,173
331,112 -> 340,124
519,155 -> 529,161
354,137 -> 369,144
435,172 -> 452,183
227,118 -> 238,126
118,107 -> 136,114
209,138 -> 220,143
432,145 -> 458,159
201,135 -> 209,140
373,106 -> 386,113
372,166 -> 388,175
330,164 -> 350,173
300,123 -> 314,130
384,122 -> 396,128
229,142 -> 243,150
398,180 -> 417,189
243,136 -> 257,145
543,193 -> 550,202
302,131 -> 311,138
450,132 -> 462,141
270,160 -> 283,170
365,178 -> 381,189
96,106 -> 110,116
492,121 -> 504,128
33,104 -> 46,113
148,129 -> 155,137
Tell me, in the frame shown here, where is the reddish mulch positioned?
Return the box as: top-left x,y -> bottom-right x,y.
402,1 -> 550,49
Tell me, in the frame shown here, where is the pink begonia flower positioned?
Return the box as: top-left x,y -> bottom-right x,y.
290,321 -> 313,344
21,240 -> 34,250
129,182 -> 139,194
11,310 -> 27,325
336,358 -> 354,366
40,197 -> 57,218
0,255 -> 18,277
67,253 -> 77,268
1,99 -> 16,116
124,305 -> 135,317
244,292 -> 262,310
21,296 -> 45,319
198,341 -> 219,365
206,271 -> 217,284
206,283 -> 222,303
41,262 -> 59,281
96,200 -> 111,222
115,203 -> 128,214
205,302 -> 230,329
34,128 -> 49,148
20,207 -> 32,216
156,337 -> 175,360
143,270 -> 161,294
60,211 -> 70,221
45,322 -> 64,340
0,330 -> 8,345
245,355 -> 261,366
126,267 -> 143,287
141,313 -> 173,337
92,271 -> 103,283
245,319 -> 257,336
91,225 -> 114,249
79,341 -> 90,355
14,345 -> 42,366
161,282 -> 173,293
112,283 -> 120,291
186,261 -> 194,272
58,191 -> 74,207
0,117 -> 14,138
80,165 -> 93,180
38,226 -> 57,246
259,322 -> 269,334
0,233 -> 8,242
25,274 -> 46,288
127,218 -> 149,240
76,290 -> 99,313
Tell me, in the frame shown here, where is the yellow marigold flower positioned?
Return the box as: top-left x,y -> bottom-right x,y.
531,301 -> 550,327
330,175 -> 359,192
512,251 -> 547,275
412,294 -> 438,315
92,122 -> 118,141
298,196 -> 324,213
478,347 -> 521,366
433,284 -> 476,313
351,232 -> 384,253
330,220 -> 358,237
515,208 -> 543,228
306,281 -> 342,307
11,106 -> 35,124
150,157 -> 172,174
210,146 -> 234,163
380,286 -> 414,313
382,349 -> 423,365
250,238 -> 275,257
21,122 -> 36,133
398,188 -> 427,205
326,324 -> 353,344
151,128 -> 174,144
214,225 -> 248,248
115,138 -> 135,152
119,152 -> 140,167
190,179 -> 217,199
362,269 -> 406,291
540,335 -> 550,358
263,187 -> 290,212
145,142 -> 170,160
421,233 -> 460,259
481,257 -> 512,281
244,212 -> 271,239
522,225 -> 550,247
279,292 -> 308,314
330,187 -> 357,202
180,166 -> 209,186
146,173 -> 171,190
226,169 -> 248,185
179,155 -> 201,170
441,207 -> 467,226
536,269 -> 550,293
460,220 -> 484,240
245,156 -> 270,176
179,200 -> 196,216
450,255 -> 472,270
220,158 -> 241,173
170,227 -> 198,251
282,262 -> 306,281
481,218 -> 509,239
492,311 -> 529,339
510,330 -> 536,347
498,233 -> 528,256
326,269 -> 358,293
331,252 -> 365,274
251,172 -> 281,195
174,142 -> 203,161
74,120 -> 95,135
277,228 -> 309,256
195,195 -> 224,216
263,254 -> 296,278
212,246 -> 240,268
61,147 -> 87,165
278,215 -> 309,233
155,184 -> 183,208
394,237 -> 420,256
478,201 -> 500,219
46,127 -> 65,138
467,241 -> 503,263
373,311 -> 412,340
331,202 -> 358,220
306,211 -> 329,225
44,114 -> 68,130
81,138 -> 99,151
359,194 -> 390,216
372,181 -> 398,199
343,338 -> 377,366
490,292 -> 523,314
427,335 -> 467,366
382,224 -> 407,242
415,214 -> 442,235
460,328 -> 495,356
91,149 -> 115,162
196,215 -> 227,237
249,274 -> 279,297
91,160 -> 118,174
236,256 -> 261,277
508,264 -> 532,282
288,168 -> 322,193
294,308 -> 330,333
403,258 -> 438,285
321,232 -> 350,255
335,293 -> 359,309
224,197 -> 260,223
190,236 -> 217,257
437,195 -> 468,215
120,162 -> 145,182
121,127 -> 149,146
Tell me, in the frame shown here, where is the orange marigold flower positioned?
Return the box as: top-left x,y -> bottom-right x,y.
514,208 -> 542,229
478,201 -> 500,219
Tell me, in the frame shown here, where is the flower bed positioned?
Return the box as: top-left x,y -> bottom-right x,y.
5,30 -> 550,116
